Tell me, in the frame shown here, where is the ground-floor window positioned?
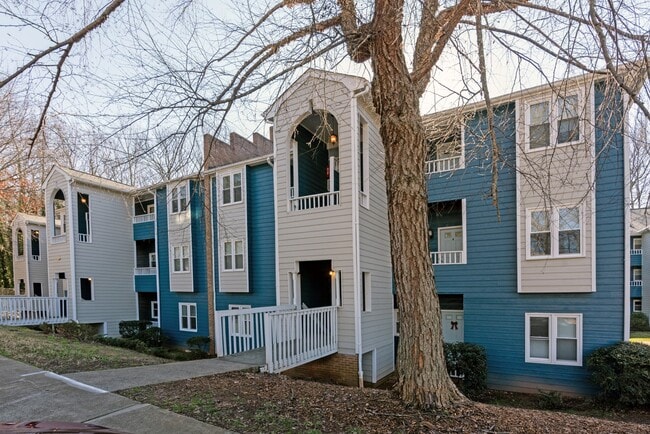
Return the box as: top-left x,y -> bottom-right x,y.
525,313 -> 582,366
151,301 -> 159,320
633,299 -> 642,312
179,303 -> 197,332
80,278 -> 93,301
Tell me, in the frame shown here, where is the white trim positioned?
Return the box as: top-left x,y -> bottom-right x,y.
523,90 -> 585,152
79,277 -> 94,301
222,239 -> 245,271
153,190 -> 161,329
525,313 -> 583,366
274,127 -> 281,306
589,85 -> 597,294
622,88 -> 631,341
220,171 -> 244,206
633,299 -> 642,312
151,301 -> 159,320
525,205 -> 585,260
358,114 -> 370,209
179,302 -> 198,332
516,99 -> 522,293
67,180 -> 77,321
171,244 -> 191,273
168,181 -> 189,215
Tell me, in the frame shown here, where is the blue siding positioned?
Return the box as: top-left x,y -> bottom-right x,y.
631,286 -> 642,298
133,221 -> 155,240
425,85 -> 626,394
134,275 -> 157,293
631,253 -> 642,267
214,164 -> 276,310
157,183 -> 209,347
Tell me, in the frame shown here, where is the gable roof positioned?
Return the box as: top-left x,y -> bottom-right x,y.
43,165 -> 134,194
631,208 -> 650,235
12,213 -> 46,227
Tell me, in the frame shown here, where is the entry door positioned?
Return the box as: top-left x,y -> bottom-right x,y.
439,226 -> 463,252
441,309 -> 464,343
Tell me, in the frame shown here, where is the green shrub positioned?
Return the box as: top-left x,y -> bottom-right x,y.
95,335 -> 148,352
443,342 -> 487,398
187,336 -> 211,353
587,341 -> 650,406
119,320 -> 151,338
136,327 -> 167,347
55,322 -> 97,342
630,312 -> 650,332
537,390 -> 564,410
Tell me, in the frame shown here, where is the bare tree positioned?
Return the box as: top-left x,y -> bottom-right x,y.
629,109 -> 650,209
1,0 -> 649,409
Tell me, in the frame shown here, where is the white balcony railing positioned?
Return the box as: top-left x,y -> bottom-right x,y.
51,235 -> 66,245
425,156 -> 463,174
431,251 -> 464,265
289,191 -> 339,211
631,280 -> 643,287
31,255 -> 40,261
133,213 -> 156,224
631,249 -> 642,255
0,297 -> 70,326
134,267 -> 157,275
78,233 -> 90,243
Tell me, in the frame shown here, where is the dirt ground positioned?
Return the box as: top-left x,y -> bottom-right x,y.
120,371 -> 650,433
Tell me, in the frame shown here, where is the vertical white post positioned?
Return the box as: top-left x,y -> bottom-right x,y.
264,312 -> 273,373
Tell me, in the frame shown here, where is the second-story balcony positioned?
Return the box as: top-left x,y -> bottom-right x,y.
429,199 -> 466,266
133,193 -> 156,223
425,128 -> 464,175
135,267 -> 157,275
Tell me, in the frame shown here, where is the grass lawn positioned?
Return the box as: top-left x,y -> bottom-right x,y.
630,331 -> 650,344
0,326 -> 169,373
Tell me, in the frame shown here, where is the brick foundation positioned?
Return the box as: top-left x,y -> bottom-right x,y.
283,353 -> 360,387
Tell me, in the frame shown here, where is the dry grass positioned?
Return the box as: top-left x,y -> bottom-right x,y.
0,326 -> 169,373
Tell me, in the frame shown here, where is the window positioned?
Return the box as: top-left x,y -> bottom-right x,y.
525,313 -> 582,366
149,252 -> 157,268
78,193 -> 90,242
33,282 -> 42,297
229,304 -> 252,337
170,184 -> 188,214
632,268 -> 642,281
222,173 -> 242,205
172,245 -> 190,273
80,277 -> 93,301
31,230 -> 40,259
179,303 -> 197,332
19,279 -> 25,295
223,240 -> 244,271
358,117 -> 369,207
53,189 -> 67,236
147,204 -> 155,214
16,229 -> 24,256
528,206 -> 582,258
151,301 -> 159,320
527,93 -> 581,150
633,299 -> 642,312
632,237 -> 642,250
362,272 -> 371,312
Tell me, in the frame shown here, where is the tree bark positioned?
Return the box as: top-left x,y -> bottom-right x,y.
369,0 -> 467,409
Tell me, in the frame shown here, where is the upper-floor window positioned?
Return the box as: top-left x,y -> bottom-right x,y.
222,173 -> 242,205
16,229 -> 24,256
632,237 -> 642,250
170,184 -> 188,214
426,124 -> 464,174
172,245 -> 190,273
633,267 -> 642,281
525,313 -> 582,366
528,206 -> 582,259
359,117 -> 369,208
78,193 -> 91,243
527,93 -> 581,150
223,240 -> 244,271
53,189 -> 67,236
31,230 -> 40,259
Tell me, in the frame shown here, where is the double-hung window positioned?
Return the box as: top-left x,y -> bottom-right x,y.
179,303 -> 197,332
527,93 -> 581,150
172,245 -> 190,273
526,313 -> 582,366
222,173 -> 242,205
223,240 -> 244,271
170,184 -> 188,214
528,206 -> 582,258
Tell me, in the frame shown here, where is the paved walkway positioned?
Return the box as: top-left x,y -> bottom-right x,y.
0,352 -> 264,433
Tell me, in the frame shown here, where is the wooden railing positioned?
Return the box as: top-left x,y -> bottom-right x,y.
425,155 -> 463,174
289,191 -> 339,211
134,267 -> 157,275
431,251 -> 464,265
264,306 -> 338,373
133,213 -> 155,223
631,249 -> 642,255
215,305 -> 296,357
631,280 -> 643,287
0,297 -> 71,326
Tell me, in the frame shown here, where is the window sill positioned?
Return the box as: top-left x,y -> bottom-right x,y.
221,200 -> 244,207
524,138 -> 585,153
525,358 -> 582,367
172,270 -> 191,274
222,268 -> 246,273
526,253 -> 585,261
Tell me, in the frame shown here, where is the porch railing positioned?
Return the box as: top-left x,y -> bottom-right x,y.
134,267 -> 157,275
290,191 -> 339,211
0,297 -> 71,326
32,255 -> 40,261
425,156 -> 463,174
631,249 -> 642,255
78,233 -> 90,243
264,306 -> 338,373
631,280 -> 643,287
133,213 -> 156,223
431,251 -> 464,265
215,305 -> 296,357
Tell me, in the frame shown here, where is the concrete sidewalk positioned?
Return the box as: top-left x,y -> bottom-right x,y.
0,353 -> 263,433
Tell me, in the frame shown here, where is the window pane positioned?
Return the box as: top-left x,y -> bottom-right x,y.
530,102 -> 549,124
557,338 -> 577,361
556,317 -> 576,338
233,173 -> 241,187
190,304 -> 196,316
224,242 -> 232,255
224,255 -> 233,270
222,176 -> 231,204
531,233 -> 551,256
632,238 -> 642,249
174,258 -> 181,272
190,317 -> 197,330
530,124 -> 550,149
530,338 -> 550,359
234,185 -> 242,202
557,118 -> 579,143
183,258 -> 189,271
179,185 -> 187,210
235,254 -> 244,269
171,188 -> 178,213
235,241 -> 243,255
531,211 -> 549,232
530,317 -> 549,337
558,95 -> 579,119
559,208 -> 580,230
559,230 -> 580,254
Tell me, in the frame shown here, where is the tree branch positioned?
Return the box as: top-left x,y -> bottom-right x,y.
337,0 -> 373,62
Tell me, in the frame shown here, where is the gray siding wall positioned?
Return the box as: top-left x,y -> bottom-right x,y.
167,180 -> 194,293
517,85 -> 595,293
73,182 -> 137,330
44,169 -> 72,298
642,232 -> 650,316
216,167 -> 249,293
274,77 -> 356,353
11,219 -> 28,294
26,222 -> 49,295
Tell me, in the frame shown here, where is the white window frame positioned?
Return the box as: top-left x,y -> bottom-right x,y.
228,304 -> 252,338
179,302 -> 197,332
526,205 -> 584,260
632,237 -> 642,250
632,267 -> 642,281
172,245 -> 191,273
147,203 -> 155,214
633,299 -> 642,312
221,172 -> 243,205
524,92 -> 584,152
362,272 -> 371,312
16,229 -> 24,257
223,239 -> 245,271
151,301 -> 159,320
358,116 -> 370,208
169,183 -> 188,215
525,313 -> 582,366
149,252 -> 157,268
80,277 -> 94,301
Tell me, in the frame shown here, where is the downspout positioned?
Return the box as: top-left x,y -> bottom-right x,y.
622,90 -> 631,341
67,179 -> 77,322
351,84 -> 371,387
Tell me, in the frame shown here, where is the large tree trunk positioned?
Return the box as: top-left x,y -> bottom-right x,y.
370,0 -> 467,409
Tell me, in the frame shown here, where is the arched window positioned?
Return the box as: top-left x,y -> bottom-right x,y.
53,189 -> 67,236
16,229 -> 24,256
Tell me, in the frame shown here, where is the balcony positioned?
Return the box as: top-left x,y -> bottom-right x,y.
428,199 -> 466,266
133,213 -> 155,223
290,191 -> 339,211
426,155 -> 463,174
135,267 -> 157,275
78,233 -> 90,243
431,251 -> 465,265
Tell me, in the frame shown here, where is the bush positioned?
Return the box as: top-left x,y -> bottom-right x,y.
630,312 -> 650,332
55,322 -> 97,342
119,320 -> 152,338
587,341 -> 650,406
537,390 -> 564,410
95,335 -> 149,352
136,327 -> 167,347
443,342 -> 487,398
187,336 -> 211,353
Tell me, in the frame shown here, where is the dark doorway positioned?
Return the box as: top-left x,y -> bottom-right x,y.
299,260 -> 332,308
